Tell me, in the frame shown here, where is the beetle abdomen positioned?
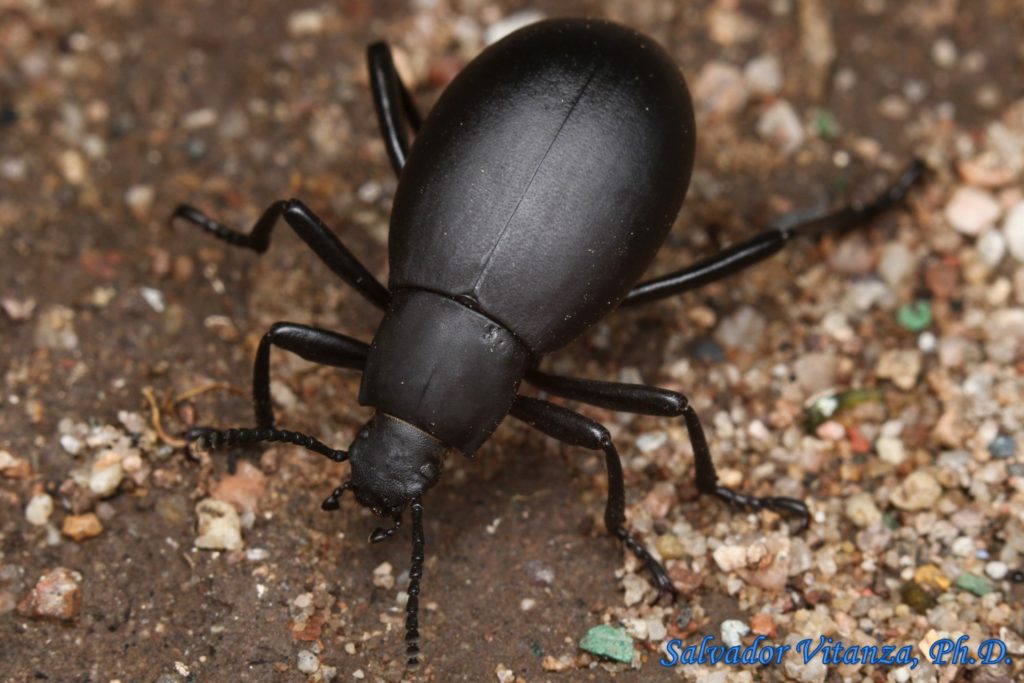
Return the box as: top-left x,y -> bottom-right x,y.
389,19 -> 695,353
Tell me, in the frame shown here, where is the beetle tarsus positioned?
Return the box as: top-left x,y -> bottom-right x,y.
712,485 -> 811,533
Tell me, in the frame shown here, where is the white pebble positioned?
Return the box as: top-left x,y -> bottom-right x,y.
693,62 -> 749,117
1003,201 -> 1024,262
721,619 -> 750,648
520,597 -> 536,611
744,55 -> 783,96
877,243 -> 914,286
296,649 -> 319,674
944,186 -> 1001,235
713,544 -> 750,572
931,38 -> 958,68
194,498 -> 243,550
124,184 -> 155,217
140,287 -> 165,313
636,431 -> 667,453
757,100 -> 805,154
876,436 -> 907,465
25,493 -> 54,526
59,434 -> 82,455
977,229 -> 1006,267
890,470 -> 942,511
89,451 -> 124,498
985,561 -> 1008,580
372,561 -> 395,589
845,492 -> 881,528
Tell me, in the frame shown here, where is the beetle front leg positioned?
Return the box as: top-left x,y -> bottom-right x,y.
525,370 -> 811,532
367,41 -> 422,174
250,322 -> 369,428
510,395 -> 677,600
188,323 -> 369,466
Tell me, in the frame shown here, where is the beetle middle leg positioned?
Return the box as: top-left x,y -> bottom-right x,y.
170,199 -> 390,309
509,395 -> 677,600
188,323 -> 368,464
620,159 -> 925,306
524,370 -> 810,531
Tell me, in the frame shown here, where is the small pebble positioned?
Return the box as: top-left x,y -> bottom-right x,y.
656,534 -> 686,560
296,649 -> 319,674
757,100 -> 805,153
17,567 -> 82,621
579,625 -> 634,664
1003,201 -> 1024,262
743,55 -> 782,95
62,513 -> 103,541
25,493 -> 54,526
876,436 -> 907,465
714,306 -> 766,352
875,349 -> 922,390
693,61 -> 749,117
89,450 -> 124,498
890,469 -> 942,510
713,544 -> 751,572
945,187 -> 1001,235
124,184 -> 155,219
987,434 -> 1016,459
1,450 -> 31,478
194,498 -> 243,551
721,619 -> 750,648
896,300 -> 932,331
878,244 -> 914,286
520,598 -> 536,611
977,229 -> 1006,267
931,37 -> 958,68
954,572 -> 993,596
845,492 -> 882,528
985,561 -> 1008,581
372,562 -> 395,589
494,663 -> 515,683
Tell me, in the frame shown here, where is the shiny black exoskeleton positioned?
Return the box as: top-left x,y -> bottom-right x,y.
172,19 -> 924,666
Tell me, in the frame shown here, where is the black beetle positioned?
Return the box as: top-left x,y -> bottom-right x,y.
172,18 -> 923,666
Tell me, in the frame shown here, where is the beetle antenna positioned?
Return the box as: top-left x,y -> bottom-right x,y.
405,496 -> 425,667
370,514 -> 402,543
320,481 -> 353,511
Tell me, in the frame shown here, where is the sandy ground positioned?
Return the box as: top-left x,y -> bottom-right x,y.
3,1 -> 1024,681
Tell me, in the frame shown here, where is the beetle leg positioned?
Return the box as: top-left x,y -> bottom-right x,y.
405,496 -> 425,667
170,199 -> 390,309
620,159 -> 925,306
251,322 -> 369,429
367,41 -> 422,174
524,370 -> 811,532
186,426 -> 348,463
509,396 -> 677,601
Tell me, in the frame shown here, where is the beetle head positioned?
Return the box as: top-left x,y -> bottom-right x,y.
343,412 -> 446,524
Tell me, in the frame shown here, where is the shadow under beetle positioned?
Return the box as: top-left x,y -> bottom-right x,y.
172,19 -> 924,666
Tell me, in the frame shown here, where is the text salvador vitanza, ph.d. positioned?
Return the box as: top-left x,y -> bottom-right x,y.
660,634 -> 1013,669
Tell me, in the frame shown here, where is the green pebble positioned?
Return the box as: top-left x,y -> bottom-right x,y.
897,300 -> 932,331
579,625 -> 634,664
954,573 -> 993,596
814,109 -> 840,140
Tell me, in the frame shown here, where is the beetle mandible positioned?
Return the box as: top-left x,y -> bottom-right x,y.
172,18 -> 923,666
